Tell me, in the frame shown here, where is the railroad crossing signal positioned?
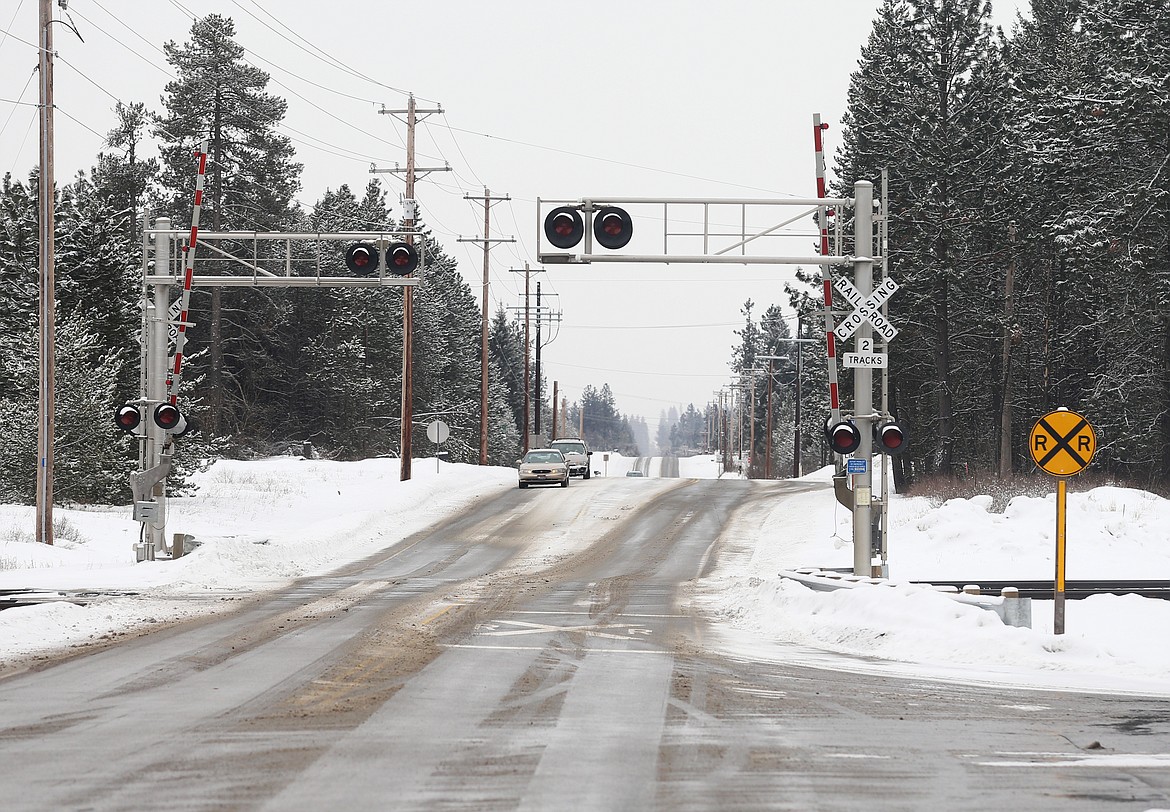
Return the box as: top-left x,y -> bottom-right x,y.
873,421 -> 908,455
834,276 -> 899,342
543,205 -> 633,251
1029,409 -> 1096,476
345,241 -> 419,276
114,403 -> 190,437
825,420 -> 861,455
114,405 -> 142,434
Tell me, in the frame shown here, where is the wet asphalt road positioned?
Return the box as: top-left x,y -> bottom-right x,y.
1,477 -> 1168,810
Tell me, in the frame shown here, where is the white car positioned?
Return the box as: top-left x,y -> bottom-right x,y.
550,438 -> 592,479
517,449 -> 570,489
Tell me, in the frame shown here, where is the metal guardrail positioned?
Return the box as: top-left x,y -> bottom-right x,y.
907,580 -> 1170,601
781,569 -> 1033,628
0,589 -> 139,610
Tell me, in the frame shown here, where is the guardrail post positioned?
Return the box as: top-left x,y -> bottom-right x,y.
1000,586 -> 1031,629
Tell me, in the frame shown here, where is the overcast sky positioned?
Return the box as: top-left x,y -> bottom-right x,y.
1,0 -> 1027,429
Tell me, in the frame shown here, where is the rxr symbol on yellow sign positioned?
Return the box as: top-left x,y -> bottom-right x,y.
1029,409 -> 1096,476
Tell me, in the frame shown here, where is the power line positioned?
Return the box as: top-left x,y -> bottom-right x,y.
422,118 -> 798,196
231,0 -> 427,102
553,360 -> 731,379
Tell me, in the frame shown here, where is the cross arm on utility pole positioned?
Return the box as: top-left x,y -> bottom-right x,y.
371,163 -> 451,182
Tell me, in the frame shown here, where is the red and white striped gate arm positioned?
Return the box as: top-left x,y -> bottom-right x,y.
812,114 -> 842,424
165,139 -> 208,405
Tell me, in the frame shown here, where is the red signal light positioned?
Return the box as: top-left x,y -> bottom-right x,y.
386,242 -> 419,276
874,421 -> 908,455
544,207 -> 585,250
593,206 -> 633,250
826,420 -> 861,455
153,403 -> 186,434
553,215 -> 575,238
344,243 -> 378,275
115,405 -> 141,434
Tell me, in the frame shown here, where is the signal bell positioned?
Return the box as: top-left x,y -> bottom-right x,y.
874,421 -> 908,455
825,420 -> 861,455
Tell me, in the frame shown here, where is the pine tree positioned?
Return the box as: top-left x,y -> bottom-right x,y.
488,305 -> 527,442
94,101 -> 158,243
834,0 -> 1007,477
0,174 -> 39,400
153,13 -> 303,440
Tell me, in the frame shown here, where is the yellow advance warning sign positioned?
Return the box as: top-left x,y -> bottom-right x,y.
1029,409 -> 1096,476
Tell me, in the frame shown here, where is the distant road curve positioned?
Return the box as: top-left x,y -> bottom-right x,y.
628,456 -> 680,477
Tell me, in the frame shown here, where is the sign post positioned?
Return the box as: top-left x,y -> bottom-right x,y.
1028,408 -> 1096,635
427,420 -> 450,473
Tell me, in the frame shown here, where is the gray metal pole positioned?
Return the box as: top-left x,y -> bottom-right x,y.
852,180 -> 874,576
149,249 -> 170,554
150,222 -> 171,477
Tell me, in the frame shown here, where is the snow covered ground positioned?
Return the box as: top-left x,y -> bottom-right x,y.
1,454 -> 1168,696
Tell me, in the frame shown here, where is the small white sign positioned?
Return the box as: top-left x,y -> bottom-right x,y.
426,420 -> 450,444
843,352 -> 888,368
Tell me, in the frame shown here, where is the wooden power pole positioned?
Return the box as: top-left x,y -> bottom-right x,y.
375,95 -> 447,480
36,0 -> 56,545
459,189 -> 513,465
508,263 -> 545,453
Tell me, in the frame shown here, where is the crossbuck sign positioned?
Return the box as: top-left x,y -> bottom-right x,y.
834,276 -> 899,342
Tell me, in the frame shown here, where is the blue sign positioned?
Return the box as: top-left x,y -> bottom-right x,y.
846,458 -> 867,474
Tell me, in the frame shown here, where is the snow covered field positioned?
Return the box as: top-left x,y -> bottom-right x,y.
1,454 -> 1168,695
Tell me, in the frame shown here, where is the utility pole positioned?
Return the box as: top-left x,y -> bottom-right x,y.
535,283 -> 543,439
375,94 -> 448,481
460,189 -> 513,465
524,266 -> 531,450
509,263 -> 546,453
765,360 -> 774,479
759,342 -> 816,480
551,381 -> 559,442
36,0 -> 56,545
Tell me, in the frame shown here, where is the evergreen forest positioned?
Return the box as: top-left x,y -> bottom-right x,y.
2,1 -> 1168,506
0,14 -> 641,506
723,0 -> 1170,489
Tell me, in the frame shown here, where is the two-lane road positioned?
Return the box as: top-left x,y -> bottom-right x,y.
1,477 -> 1168,810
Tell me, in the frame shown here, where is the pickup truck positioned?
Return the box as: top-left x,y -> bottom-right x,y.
549,438 -> 592,479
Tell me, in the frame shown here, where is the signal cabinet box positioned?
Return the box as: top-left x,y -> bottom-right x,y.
133,500 -> 160,522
